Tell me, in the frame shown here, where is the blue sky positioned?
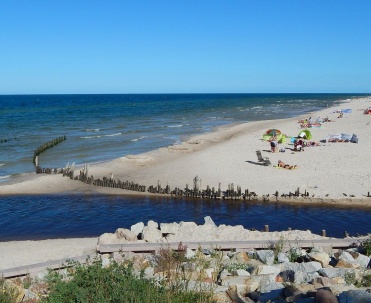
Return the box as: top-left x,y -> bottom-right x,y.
1,1 -> 370,94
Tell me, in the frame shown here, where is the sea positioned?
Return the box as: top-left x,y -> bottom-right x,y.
1,93 -> 370,240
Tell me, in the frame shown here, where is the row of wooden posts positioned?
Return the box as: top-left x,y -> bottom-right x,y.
62,167 -> 314,202
33,136 -> 66,166
0,139 -> 9,143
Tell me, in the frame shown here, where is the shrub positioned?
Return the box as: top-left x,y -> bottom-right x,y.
41,255 -> 213,303
0,278 -> 21,303
360,236 -> 371,256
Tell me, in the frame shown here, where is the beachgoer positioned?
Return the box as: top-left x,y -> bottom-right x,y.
278,160 -> 298,170
294,139 -> 304,151
270,136 -> 278,153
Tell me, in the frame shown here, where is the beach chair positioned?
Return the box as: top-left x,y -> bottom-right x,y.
256,150 -> 272,166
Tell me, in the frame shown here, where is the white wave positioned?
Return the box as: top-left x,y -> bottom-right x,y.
167,125 -> 183,128
0,164 -> 4,167
131,136 -> 146,142
251,106 -> 263,109
80,135 -> 102,139
0,175 -> 11,180
104,133 -> 122,137
86,128 -> 100,132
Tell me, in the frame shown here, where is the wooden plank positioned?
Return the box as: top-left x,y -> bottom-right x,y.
98,239 -> 358,253
0,255 -> 88,279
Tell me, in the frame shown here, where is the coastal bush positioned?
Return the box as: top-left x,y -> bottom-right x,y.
0,278 -> 21,303
41,256 -> 214,303
360,236 -> 371,256
359,272 -> 371,287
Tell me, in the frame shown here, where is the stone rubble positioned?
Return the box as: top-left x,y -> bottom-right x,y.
5,216 -> 371,302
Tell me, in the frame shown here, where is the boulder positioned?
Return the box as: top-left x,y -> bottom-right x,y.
256,250 -> 275,265
335,259 -> 359,269
254,265 -> 281,276
147,220 -> 158,229
115,228 -> 137,241
318,268 -> 355,279
130,222 -> 144,237
204,216 -> 217,227
230,251 -> 250,263
97,232 -> 124,246
338,290 -> 371,303
294,271 -> 320,284
226,285 -> 255,303
282,261 -> 322,273
258,275 -> 285,293
142,226 -> 162,242
311,277 -> 336,288
314,289 -> 338,303
308,249 -> 330,267
277,252 -> 290,263
160,222 -> 179,234
235,269 -> 251,277
277,270 -> 295,282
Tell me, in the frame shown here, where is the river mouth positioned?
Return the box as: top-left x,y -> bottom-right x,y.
0,194 -> 370,241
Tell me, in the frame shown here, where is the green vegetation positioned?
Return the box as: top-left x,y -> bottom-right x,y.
359,272 -> 371,287
0,278 -> 22,303
360,236 -> 371,256
40,255 -> 213,303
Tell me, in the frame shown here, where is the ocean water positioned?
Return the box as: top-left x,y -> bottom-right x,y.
1,93 -> 370,241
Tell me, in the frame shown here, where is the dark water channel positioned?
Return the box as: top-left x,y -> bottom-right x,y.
0,194 -> 370,241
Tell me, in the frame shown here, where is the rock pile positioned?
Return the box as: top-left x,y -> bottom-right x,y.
97,216 -> 330,246
96,216 -> 371,302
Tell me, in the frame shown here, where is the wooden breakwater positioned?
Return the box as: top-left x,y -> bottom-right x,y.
64,168 -> 318,201
33,135 -> 66,172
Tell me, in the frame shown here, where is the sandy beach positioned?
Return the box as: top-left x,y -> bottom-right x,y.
1,97 -> 371,270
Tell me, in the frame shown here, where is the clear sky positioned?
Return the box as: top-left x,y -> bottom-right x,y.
1,1 -> 370,94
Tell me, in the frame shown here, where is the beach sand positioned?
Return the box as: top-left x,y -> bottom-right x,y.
1,97 -> 371,270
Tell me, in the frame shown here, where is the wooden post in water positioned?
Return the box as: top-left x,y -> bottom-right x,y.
264,225 -> 269,232
322,230 -> 326,237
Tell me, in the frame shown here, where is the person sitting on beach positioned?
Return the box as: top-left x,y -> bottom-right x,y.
269,136 -> 278,153
294,139 -> 304,151
278,160 -> 298,170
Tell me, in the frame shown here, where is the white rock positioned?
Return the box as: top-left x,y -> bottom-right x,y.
131,222 -> 144,236
147,220 -> 159,229
115,228 -> 137,241
160,222 -> 179,234
142,226 -> 162,242
204,216 -> 217,227
97,233 -> 123,246
235,269 -> 251,277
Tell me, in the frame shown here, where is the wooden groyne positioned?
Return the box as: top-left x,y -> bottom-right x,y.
33,135 -> 66,165
64,168 -> 321,201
